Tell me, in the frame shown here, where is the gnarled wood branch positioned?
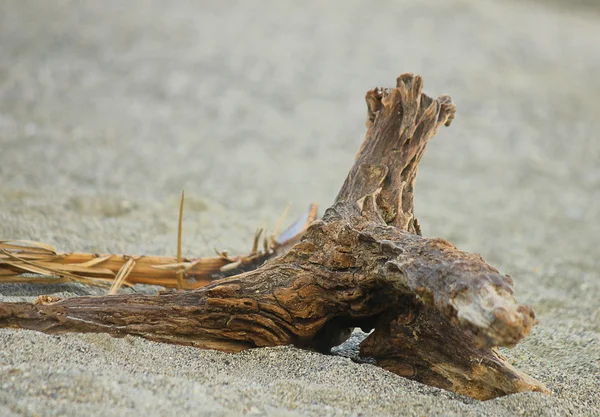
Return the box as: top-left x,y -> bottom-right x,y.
0,74 -> 549,400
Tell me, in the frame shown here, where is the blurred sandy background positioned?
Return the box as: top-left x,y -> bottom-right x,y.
0,1 -> 598,416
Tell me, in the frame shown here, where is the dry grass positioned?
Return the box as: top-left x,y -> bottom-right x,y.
0,203 -> 318,293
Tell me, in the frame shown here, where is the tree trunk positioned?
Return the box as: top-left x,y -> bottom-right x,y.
0,74 -> 549,400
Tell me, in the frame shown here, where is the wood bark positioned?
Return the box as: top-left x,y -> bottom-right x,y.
0,74 -> 549,400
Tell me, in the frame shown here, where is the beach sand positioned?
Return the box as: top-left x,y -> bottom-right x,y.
0,1 -> 598,415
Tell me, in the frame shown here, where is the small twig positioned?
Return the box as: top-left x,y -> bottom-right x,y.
176,190 -> 185,291
108,257 -> 136,295
273,204 -> 291,238
250,229 -> 263,255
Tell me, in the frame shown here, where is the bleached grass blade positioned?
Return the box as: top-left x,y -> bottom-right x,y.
108,258 -> 136,295
78,255 -> 113,268
176,190 -> 184,291
0,240 -> 57,254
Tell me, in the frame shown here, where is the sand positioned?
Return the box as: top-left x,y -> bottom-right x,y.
0,0 -> 598,415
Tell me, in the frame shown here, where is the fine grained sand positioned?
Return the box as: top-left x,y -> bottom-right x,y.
0,1 -> 598,416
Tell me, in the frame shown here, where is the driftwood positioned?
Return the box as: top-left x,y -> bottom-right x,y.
0,74 -> 549,400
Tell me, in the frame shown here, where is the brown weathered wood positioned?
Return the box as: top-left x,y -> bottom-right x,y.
360,297 -> 546,400
337,74 -> 455,233
0,74 -> 548,400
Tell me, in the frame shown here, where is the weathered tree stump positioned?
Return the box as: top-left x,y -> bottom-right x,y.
0,74 -> 549,400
